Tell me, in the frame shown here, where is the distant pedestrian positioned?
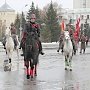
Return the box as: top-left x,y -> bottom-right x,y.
80,34 -> 86,54
86,36 -> 89,46
57,32 -> 64,53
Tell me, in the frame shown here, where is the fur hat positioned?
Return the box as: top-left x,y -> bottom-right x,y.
30,14 -> 36,19
10,23 -> 14,26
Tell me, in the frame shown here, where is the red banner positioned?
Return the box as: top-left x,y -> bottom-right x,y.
73,18 -> 80,42
60,20 -> 65,31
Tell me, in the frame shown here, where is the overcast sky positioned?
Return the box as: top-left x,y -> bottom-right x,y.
0,0 -> 73,12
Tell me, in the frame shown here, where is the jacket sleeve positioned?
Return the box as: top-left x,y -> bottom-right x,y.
36,24 -> 40,37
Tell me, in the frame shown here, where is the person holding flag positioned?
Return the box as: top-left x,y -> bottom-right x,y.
57,20 -> 65,53
74,18 -> 80,42
73,18 -> 81,51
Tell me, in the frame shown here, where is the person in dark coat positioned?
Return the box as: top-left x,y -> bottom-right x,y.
67,24 -> 77,54
2,36 -> 6,49
86,36 -> 89,46
20,13 -> 44,55
80,34 -> 86,53
57,32 -> 64,53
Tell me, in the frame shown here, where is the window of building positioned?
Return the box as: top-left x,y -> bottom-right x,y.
0,20 -> 2,25
4,20 -> 6,23
59,16 -> 63,19
83,0 -> 86,8
0,20 -> 2,22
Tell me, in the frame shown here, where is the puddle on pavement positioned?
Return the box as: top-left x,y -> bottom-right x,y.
62,70 -> 90,90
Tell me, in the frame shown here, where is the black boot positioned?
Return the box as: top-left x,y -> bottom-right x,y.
4,46 -> 6,49
21,54 -> 24,56
57,50 -> 59,52
39,51 -> 44,55
61,49 -> 63,53
38,40 -> 44,55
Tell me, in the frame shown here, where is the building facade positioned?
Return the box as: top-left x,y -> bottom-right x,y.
0,2 -> 16,39
73,0 -> 90,9
71,0 -> 90,24
61,0 -> 90,25
57,0 -> 90,38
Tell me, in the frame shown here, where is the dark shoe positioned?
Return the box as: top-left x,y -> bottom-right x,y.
40,51 -> 44,55
27,75 -> 30,79
80,51 -> 81,53
61,49 -> 63,53
21,54 -> 24,56
57,50 -> 59,52
4,47 -> 6,49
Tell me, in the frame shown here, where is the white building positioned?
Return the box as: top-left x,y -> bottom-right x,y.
73,0 -> 90,9
0,2 -> 16,38
70,0 -> 90,24
68,8 -> 90,23
58,8 -> 70,25
61,0 -> 90,25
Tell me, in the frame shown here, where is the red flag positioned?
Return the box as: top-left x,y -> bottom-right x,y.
73,18 -> 80,42
75,18 -> 80,35
76,18 -> 80,32
60,20 -> 65,31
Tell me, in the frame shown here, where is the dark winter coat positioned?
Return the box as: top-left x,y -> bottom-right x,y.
21,21 -> 40,47
80,35 -> 86,49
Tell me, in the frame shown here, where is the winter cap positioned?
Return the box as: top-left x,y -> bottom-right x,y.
30,14 -> 36,19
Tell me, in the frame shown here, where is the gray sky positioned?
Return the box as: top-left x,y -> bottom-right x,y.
0,0 -> 73,12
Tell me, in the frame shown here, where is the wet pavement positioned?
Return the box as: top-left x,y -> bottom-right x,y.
0,42 -> 90,90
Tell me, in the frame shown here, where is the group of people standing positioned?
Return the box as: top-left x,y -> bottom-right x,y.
57,24 -> 89,54
2,13 -> 89,56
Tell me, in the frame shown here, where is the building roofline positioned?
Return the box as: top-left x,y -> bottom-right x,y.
0,2 -> 15,12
